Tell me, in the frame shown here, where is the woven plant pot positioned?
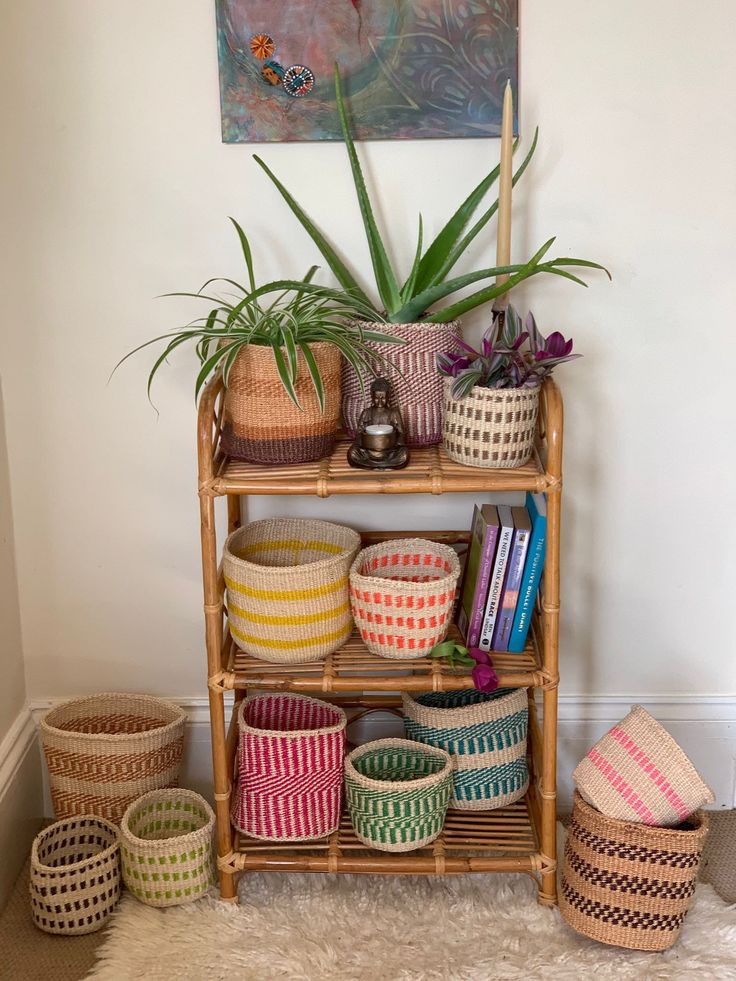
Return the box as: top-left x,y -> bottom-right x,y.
120,789 -> 215,907
349,539 -> 460,660
573,704 -> 715,827
442,380 -> 540,469
30,816 -> 121,935
560,792 -> 709,952
224,518 -> 360,663
233,694 -> 347,841
221,342 -> 341,464
41,693 -> 186,824
342,321 -> 463,447
345,738 -> 453,852
403,688 -> 529,810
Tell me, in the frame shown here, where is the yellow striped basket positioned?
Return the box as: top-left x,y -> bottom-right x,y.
224,518 -> 360,664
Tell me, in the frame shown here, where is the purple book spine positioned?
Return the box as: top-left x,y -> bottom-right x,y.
467,523 -> 500,647
491,525 -> 531,651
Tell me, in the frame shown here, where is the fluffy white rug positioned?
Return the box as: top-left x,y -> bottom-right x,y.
87,869 -> 736,981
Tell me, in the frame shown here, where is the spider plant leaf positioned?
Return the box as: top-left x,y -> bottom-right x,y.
392,263 -> 529,324
291,266 -> 319,317
221,342 -> 242,389
298,341 -> 325,412
194,339 -> 243,402
334,65 -> 401,315
400,215 -> 424,304
271,343 -> 301,409
198,277 -> 248,296
228,217 -> 256,293
280,316 -> 299,383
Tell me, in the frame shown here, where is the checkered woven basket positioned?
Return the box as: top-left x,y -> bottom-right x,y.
40,693 -> 186,824
224,518 -> 360,664
232,694 -> 347,841
402,688 -> 529,810
120,789 -> 215,907
442,380 -> 540,469
573,705 -> 715,827
30,816 -> 121,935
349,539 -> 461,660
345,738 -> 453,852
560,792 -> 709,951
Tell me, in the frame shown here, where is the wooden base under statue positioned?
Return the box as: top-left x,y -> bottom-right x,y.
347,377 -> 409,471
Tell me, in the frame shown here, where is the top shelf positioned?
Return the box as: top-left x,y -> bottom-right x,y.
198,377 -> 562,499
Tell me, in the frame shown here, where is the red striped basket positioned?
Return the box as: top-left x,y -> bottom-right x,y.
349,540 -> 461,660
232,694 -> 347,842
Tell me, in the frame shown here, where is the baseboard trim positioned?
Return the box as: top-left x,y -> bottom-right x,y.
0,705 -> 37,801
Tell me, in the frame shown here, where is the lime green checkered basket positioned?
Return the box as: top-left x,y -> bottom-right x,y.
120,789 -> 215,907
345,738 -> 453,853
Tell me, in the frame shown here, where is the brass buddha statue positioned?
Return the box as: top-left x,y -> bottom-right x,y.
347,378 -> 409,470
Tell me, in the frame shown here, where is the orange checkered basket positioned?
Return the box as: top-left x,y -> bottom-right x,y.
349,540 -> 461,660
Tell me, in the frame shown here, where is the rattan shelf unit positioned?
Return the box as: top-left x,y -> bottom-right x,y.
198,376 -> 563,905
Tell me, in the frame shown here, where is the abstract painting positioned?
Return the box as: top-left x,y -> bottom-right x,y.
216,1 -> 518,142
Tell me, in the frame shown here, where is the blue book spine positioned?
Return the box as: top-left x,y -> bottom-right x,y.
508,494 -> 547,653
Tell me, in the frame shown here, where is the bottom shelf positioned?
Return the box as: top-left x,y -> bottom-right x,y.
227,796 -> 540,875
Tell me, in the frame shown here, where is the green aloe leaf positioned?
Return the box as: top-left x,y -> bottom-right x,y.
400,215 -> 424,303
392,262 -> 529,324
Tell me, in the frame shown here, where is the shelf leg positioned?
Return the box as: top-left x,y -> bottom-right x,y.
209,686 -> 238,902
538,684 -> 558,906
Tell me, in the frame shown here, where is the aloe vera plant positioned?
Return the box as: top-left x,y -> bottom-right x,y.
254,67 -> 609,325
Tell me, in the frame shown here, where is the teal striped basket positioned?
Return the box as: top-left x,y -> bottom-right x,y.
345,739 -> 453,853
402,688 -> 529,810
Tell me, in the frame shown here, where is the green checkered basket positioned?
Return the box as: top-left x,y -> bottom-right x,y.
345,738 -> 453,853
120,789 -> 215,907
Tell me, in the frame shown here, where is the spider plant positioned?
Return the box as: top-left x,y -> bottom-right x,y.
117,219 -> 403,409
254,66 -> 609,325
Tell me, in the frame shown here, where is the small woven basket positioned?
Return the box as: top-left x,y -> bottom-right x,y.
41,693 -> 186,824
221,342 -> 341,464
345,738 -> 453,852
573,704 -> 715,826
442,381 -> 540,469
224,518 -> 360,664
349,539 -> 461,660
560,792 -> 709,951
403,688 -> 529,810
342,320 -> 463,447
120,789 -> 215,907
30,816 -> 121,935
233,694 -> 347,841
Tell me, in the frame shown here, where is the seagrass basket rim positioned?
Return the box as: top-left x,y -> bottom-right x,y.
345,737 -> 453,792
228,339 -> 339,366
350,539 -> 461,591
120,789 -> 215,848
224,518 -> 360,577
40,692 -> 186,743
31,815 -> 120,874
402,686 -> 526,718
572,791 -> 710,840
238,693 -> 347,739
350,318 -> 459,331
443,377 -> 542,401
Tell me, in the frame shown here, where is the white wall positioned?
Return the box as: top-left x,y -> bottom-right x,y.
1,3 -> 735,798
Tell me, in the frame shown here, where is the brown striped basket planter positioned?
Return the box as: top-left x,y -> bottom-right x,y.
560,792 -> 709,951
222,342 -> 341,464
442,380 -> 540,469
40,693 -> 186,824
342,321 -> 463,447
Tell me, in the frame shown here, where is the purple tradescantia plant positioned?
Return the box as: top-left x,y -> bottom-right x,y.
437,305 -> 581,400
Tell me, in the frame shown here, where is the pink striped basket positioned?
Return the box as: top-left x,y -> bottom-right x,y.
573,705 -> 714,827
232,694 -> 347,842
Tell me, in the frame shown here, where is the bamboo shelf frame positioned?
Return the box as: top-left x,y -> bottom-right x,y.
197,376 -> 563,906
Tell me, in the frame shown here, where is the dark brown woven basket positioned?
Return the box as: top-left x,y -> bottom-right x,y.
560,792 -> 709,951
222,342 -> 341,464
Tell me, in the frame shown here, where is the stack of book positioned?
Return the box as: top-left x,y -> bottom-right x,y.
457,493 -> 547,653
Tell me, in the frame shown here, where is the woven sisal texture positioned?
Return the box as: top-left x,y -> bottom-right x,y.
442,381 -> 540,469
342,321 -> 462,447
345,738 -> 453,852
349,539 -> 460,660
41,694 -> 186,825
120,789 -> 215,908
560,793 -> 708,951
224,518 -> 360,664
221,342 -> 341,464
403,688 -> 529,810
232,694 -> 347,842
30,816 -> 120,936
573,705 -> 715,827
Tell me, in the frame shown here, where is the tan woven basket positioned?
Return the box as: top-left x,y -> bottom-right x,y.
442,380 -> 540,469
573,705 -> 715,827
342,321 -> 463,447
224,518 -> 360,663
222,342 -> 341,464
560,792 -> 709,951
30,816 -> 121,935
120,789 -> 215,907
41,693 -> 186,824
349,539 -> 461,659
